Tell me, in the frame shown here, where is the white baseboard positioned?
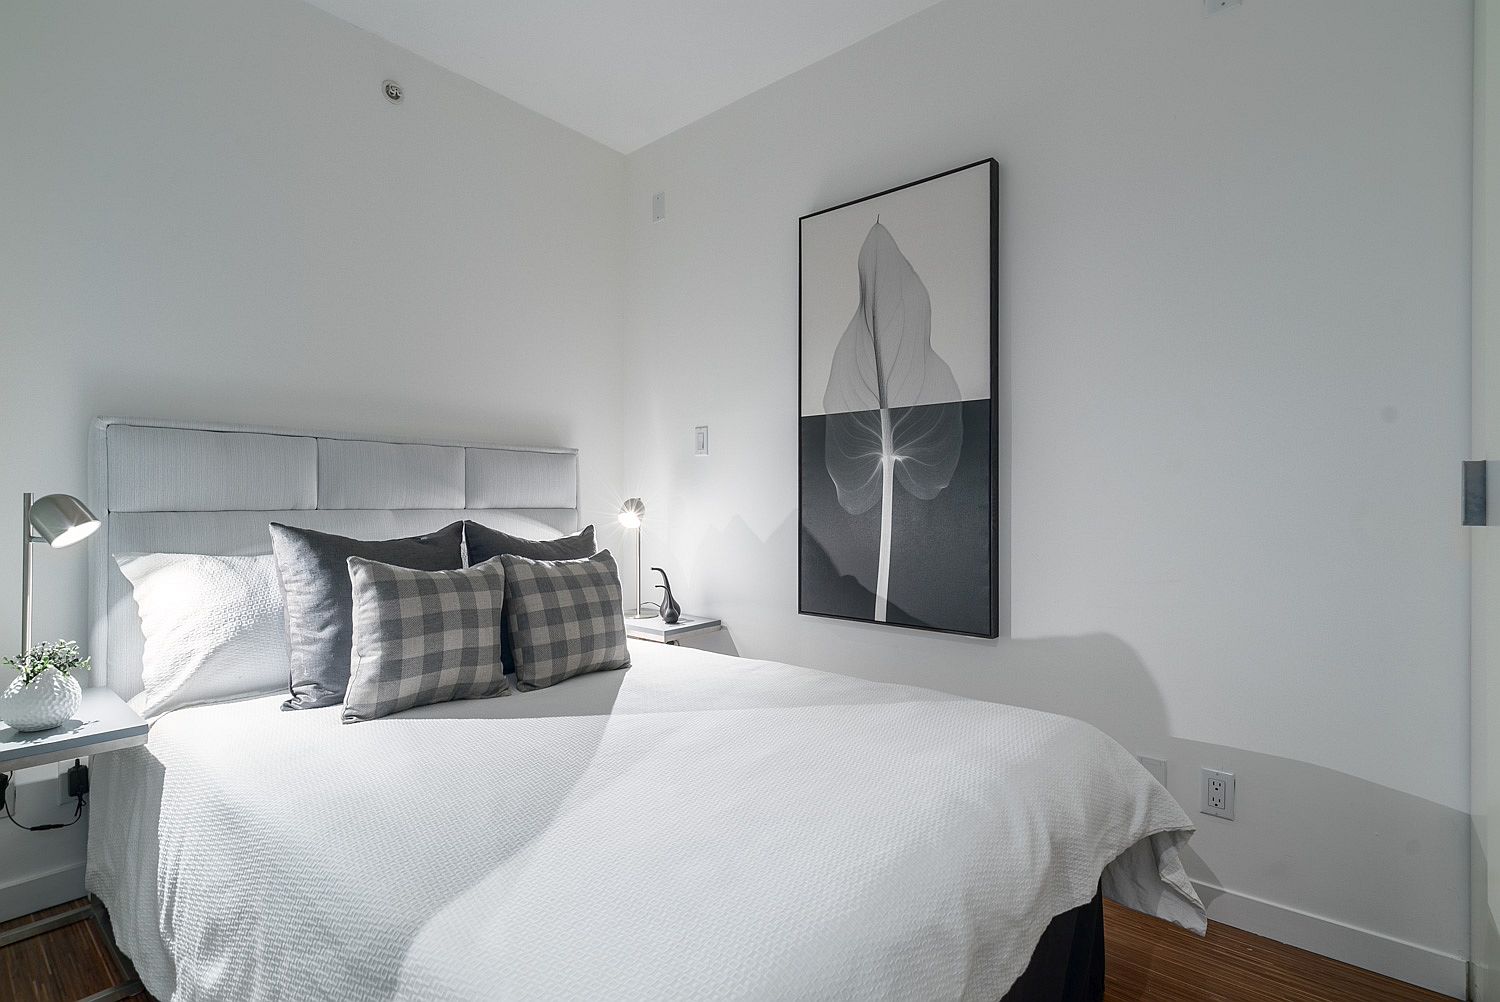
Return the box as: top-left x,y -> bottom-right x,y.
0,862 -> 86,924
1194,880 -> 1467,999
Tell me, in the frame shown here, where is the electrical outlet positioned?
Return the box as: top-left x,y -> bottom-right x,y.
1201,768 -> 1235,820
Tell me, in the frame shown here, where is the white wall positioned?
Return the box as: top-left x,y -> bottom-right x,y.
0,0 -> 625,916
624,0 -> 1472,993
1474,0 -> 1500,996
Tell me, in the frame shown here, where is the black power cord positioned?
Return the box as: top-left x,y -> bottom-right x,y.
1,762 -> 88,832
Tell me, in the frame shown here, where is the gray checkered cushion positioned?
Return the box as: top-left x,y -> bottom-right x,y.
343,556 -> 510,723
462,522 -> 598,674
500,549 -> 630,691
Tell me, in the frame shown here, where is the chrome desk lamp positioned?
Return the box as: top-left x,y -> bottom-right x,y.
19,493 -> 100,656
618,497 -> 647,619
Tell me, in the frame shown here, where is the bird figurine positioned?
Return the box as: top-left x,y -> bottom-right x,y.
651,567 -> 681,624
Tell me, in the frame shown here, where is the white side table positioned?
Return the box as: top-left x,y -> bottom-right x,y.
0,687 -> 147,773
625,615 -> 722,646
0,686 -> 147,1001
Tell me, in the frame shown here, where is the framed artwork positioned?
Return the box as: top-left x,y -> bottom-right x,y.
798,159 -> 999,638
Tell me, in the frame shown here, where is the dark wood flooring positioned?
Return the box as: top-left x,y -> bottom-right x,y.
0,897 -> 1455,1001
0,900 -> 147,1002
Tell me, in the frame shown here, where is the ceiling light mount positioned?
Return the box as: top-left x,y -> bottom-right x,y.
383,79 -> 403,104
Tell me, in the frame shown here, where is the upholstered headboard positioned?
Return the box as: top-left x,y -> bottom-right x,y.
87,417 -> 580,701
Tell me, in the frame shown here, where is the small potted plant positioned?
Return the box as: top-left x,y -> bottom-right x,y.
2,639 -> 89,732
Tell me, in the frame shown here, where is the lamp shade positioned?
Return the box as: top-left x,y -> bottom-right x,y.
29,493 -> 100,548
618,497 -> 645,530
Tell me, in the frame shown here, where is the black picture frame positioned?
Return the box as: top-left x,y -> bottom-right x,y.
797,159 -> 1000,639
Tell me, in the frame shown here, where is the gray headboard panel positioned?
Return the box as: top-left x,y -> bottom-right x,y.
87,417 -> 580,701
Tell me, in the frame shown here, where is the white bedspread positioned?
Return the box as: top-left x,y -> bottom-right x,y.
87,641 -> 1204,1001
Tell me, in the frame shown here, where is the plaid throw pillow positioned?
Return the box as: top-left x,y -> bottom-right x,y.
500,550 -> 630,691
462,523 -> 598,674
343,556 -> 510,723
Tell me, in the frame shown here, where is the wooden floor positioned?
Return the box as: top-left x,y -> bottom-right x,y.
0,898 -> 1454,1001
0,901 -> 148,1002
1100,901 -> 1451,1002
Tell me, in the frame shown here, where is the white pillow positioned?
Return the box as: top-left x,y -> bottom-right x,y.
116,553 -> 291,718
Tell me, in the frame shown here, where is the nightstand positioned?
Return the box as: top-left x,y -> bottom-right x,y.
0,687 -> 147,1000
625,615 -> 722,646
0,686 -> 147,773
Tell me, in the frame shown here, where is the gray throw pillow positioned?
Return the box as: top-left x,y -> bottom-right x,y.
343,556 -> 510,723
270,521 -> 465,710
500,549 -> 630,691
463,522 -> 595,564
463,522 -> 596,671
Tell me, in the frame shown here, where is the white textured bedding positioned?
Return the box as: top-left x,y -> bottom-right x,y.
87,641 -> 1204,1001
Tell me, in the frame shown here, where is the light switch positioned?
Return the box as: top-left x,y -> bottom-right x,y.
1137,756 -> 1167,787
693,426 -> 708,456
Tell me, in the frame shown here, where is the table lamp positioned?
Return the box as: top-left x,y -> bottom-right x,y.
20,493 -> 100,657
618,497 -> 646,619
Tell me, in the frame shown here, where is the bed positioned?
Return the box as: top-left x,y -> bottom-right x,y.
82,417 -> 1205,1001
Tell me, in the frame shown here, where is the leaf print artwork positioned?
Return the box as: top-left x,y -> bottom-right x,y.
800,160 -> 996,637
822,220 -> 963,622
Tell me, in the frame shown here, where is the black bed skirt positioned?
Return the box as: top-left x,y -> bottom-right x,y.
999,890 -> 1105,1002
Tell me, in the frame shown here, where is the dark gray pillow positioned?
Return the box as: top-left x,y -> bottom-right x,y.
343,556 -> 510,723
270,521 -> 464,710
463,522 -> 596,671
499,549 -> 630,691
463,522 -> 595,564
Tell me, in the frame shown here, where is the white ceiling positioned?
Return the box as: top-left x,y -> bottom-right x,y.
301,0 -> 949,153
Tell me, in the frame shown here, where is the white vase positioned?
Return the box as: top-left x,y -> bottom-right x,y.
1,669 -> 83,732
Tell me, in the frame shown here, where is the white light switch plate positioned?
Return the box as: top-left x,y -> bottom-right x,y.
1137,755 -> 1168,787
693,425 -> 708,456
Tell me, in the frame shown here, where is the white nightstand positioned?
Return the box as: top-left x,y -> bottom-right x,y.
0,686 -> 147,999
0,686 -> 147,773
625,615 -> 722,646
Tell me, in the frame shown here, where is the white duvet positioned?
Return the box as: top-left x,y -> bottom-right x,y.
87,641 -> 1204,1001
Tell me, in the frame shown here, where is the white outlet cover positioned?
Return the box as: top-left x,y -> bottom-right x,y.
1200,767 -> 1235,820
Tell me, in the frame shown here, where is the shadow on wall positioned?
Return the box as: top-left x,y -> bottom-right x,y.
677,512 -> 1468,973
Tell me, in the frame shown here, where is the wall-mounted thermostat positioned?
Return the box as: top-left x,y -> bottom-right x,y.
693,426 -> 708,456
